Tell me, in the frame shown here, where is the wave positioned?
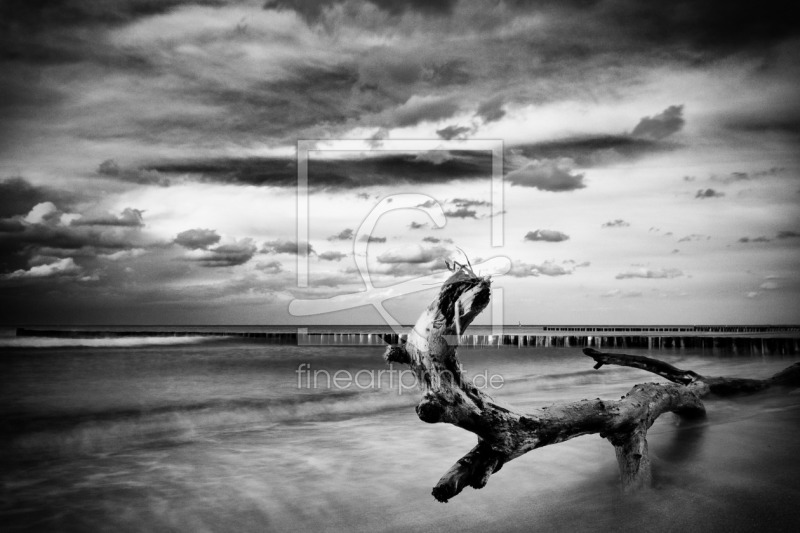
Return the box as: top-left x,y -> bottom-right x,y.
4,389 -> 417,456
0,336 -> 221,348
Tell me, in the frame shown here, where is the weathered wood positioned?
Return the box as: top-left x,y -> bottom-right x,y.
583,347 -> 800,396
383,264 -> 800,502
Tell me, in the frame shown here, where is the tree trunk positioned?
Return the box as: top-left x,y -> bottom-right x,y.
383,267 -> 800,502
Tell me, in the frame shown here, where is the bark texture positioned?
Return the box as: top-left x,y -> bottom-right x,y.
383,266 -> 800,502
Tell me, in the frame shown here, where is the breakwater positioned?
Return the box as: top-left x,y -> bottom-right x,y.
14,327 -> 800,354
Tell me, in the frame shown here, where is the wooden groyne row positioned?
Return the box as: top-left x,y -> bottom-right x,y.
355,333 -> 800,354
542,325 -> 800,333
14,329 -> 800,353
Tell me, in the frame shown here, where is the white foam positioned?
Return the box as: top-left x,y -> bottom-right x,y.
0,336 -> 217,348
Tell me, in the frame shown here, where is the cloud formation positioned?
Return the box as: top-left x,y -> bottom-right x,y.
174,228 -> 221,250
263,239 -> 316,255
391,95 -> 460,127
631,105 -> 685,140
256,260 -> 283,274
615,267 -> 684,279
74,208 -> 144,227
328,228 -> 354,241
444,207 -> 477,219
4,257 -> 82,280
98,159 -> 169,187
602,219 -> 630,228
148,153 -> 492,189
185,239 -> 257,268
318,251 -> 347,261
506,159 -> 585,192
0,177 -> 62,218
524,229 -> 570,242
436,125 -> 472,140
695,188 -> 724,199
475,95 -> 505,123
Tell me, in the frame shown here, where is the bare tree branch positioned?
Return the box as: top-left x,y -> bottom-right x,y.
383,267 -> 800,501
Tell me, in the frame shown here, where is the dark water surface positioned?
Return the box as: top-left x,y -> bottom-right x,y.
1,338 -> 799,532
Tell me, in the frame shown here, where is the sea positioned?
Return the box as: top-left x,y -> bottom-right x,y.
1,325 -> 799,532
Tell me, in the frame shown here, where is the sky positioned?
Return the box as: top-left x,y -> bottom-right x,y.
1,0 -> 799,326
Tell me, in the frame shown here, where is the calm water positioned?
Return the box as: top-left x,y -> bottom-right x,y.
1,337 -> 799,532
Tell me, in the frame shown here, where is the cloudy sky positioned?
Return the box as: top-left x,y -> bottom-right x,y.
1,0 -> 798,325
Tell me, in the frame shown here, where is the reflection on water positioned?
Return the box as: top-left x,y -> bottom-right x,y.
1,342 -> 799,532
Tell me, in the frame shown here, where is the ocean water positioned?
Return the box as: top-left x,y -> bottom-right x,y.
1,337 -> 799,532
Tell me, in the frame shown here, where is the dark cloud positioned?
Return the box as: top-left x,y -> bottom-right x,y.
185,239 -> 257,268
475,95 -> 506,123
436,125 -> 472,140
602,219 -> 630,228
725,115 -> 800,136
615,267 -> 683,279
409,221 -> 427,230
256,260 -> 283,274
422,236 -> 440,243
738,236 -> 771,243
777,231 -> 800,239
358,235 -> 387,243
0,218 -> 141,256
631,105 -> 685,140
0,219 -> 26,233
0,177 -> 50,217
148,152 -> 492,189
73,208 -> 144,227
695,188 -> 724,199
3,257 -> 84,280
318,251 -> 347,261
327,228 -> 354,241
263,239 -> 316,255
506,159 -> 585,192
98,159 -> 169,186
598,1 -> 799,52
0,204 -> 150,274
264,0 -> 457,23
524,229 -> 570,243
444,207 -> 477,219
423,59 -> 471,86
391,95 -> 460,127
511,136 -> 672,168
0,177 -> 76,218
0,1 -> 226,30
452,198 -> 490,208
204,63 -> 361,139
174,228 -> 220,250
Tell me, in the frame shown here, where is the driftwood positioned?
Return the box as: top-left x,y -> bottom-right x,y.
383,263 -> 800,502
